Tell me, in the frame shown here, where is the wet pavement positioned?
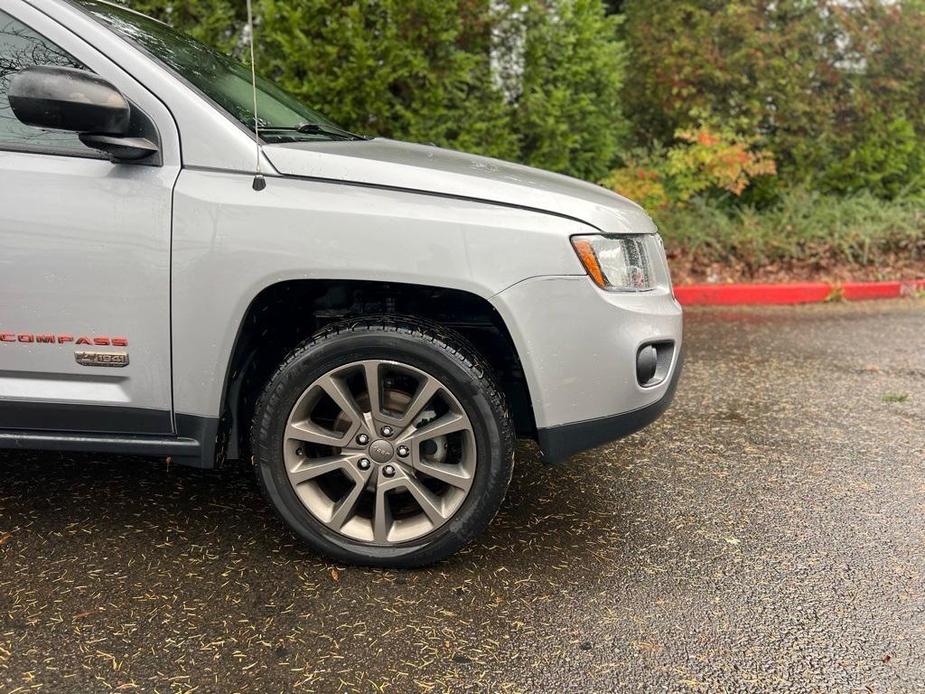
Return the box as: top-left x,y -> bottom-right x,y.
1,298 -> 923,693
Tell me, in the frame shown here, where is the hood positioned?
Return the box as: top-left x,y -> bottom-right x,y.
262,138 -> 656,236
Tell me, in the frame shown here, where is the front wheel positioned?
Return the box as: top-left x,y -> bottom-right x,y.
251,317 -> 514,567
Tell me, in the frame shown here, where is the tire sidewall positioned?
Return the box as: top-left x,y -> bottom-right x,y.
253,325 -> 511,567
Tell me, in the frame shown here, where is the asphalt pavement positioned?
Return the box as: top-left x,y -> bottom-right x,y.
1,298 -> 923,693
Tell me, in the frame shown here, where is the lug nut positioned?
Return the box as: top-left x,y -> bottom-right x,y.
357,433 -> 369,445
397,445 -> 410,458
358,458 -> 371,470
381,426 -> 393,437
382,465 -> 396,478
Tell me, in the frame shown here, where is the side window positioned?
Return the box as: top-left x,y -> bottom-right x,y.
0,10 -> 92,155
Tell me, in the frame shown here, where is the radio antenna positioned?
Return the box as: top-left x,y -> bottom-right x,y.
246,0 -> 266,191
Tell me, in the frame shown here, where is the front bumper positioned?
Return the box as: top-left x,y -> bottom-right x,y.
536,348 -> 683,462
490,275 -> 683,463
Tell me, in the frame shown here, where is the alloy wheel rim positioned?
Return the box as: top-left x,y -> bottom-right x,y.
283,359 -> 477,545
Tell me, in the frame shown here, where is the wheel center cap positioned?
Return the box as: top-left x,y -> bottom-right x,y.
368,439 -> 394,463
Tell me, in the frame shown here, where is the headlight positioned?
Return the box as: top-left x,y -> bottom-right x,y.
571,234 -> 655,291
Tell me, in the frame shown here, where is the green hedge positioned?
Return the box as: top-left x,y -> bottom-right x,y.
655,190 -> 925,268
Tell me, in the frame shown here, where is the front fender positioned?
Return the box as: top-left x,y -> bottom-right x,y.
170,169 -> 588,420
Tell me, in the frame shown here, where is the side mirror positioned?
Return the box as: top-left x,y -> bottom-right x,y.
8,66 -> 158,162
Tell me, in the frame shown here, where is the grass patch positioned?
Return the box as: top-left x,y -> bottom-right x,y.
882,393 -> 910,403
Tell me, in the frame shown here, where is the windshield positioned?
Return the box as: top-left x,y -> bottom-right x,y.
74,0 -> 355,143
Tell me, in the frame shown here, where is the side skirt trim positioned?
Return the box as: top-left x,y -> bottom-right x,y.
0,415 -> 221,469
0,430 -> 199,457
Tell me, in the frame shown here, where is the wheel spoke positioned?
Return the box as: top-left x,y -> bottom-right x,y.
327,479 -> 366,530
373,485 -> 393,543
288,455 -> 352,485
317,373 -> 365,430
413,460 -> 473,491
391,376 -> 441,429
286,420 -> 348,447
362,361 -> 385,421
403,476 -> 446,524
408,411 -> 468,443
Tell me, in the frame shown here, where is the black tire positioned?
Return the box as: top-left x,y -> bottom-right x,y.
251,316 -> 514,568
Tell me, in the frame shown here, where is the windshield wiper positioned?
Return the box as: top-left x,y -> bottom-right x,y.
297,122 -> 369,140
258,122 -> 368,141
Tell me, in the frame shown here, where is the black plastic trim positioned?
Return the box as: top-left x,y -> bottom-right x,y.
537,349 -> 684,464
0,141 -> 109,160
0,400 -> 172,434
175,413 -> 222,468
0,413 -> 222,469
0,430 -> 199,457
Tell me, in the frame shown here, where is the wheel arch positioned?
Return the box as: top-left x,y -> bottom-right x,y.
216,278 -> 536,463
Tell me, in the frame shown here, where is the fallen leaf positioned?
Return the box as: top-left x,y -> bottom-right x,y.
633,641 -> 664,654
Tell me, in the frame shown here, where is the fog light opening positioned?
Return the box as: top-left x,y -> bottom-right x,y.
636,341 -> 674,387
636,345 -> 658,384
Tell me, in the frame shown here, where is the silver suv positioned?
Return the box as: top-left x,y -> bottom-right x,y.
0,0 -> 682,566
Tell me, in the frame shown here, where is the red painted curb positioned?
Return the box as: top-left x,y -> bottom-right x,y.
675,279 -> 925,306
674,282 -> 830,306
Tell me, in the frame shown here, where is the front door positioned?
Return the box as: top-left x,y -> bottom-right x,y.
0,1 -> 179,434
